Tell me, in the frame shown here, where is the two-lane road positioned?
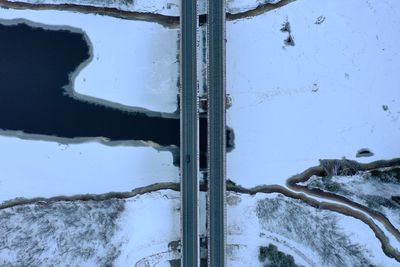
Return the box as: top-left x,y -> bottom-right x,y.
207,0 -> 227,266
180,0 -> 199,266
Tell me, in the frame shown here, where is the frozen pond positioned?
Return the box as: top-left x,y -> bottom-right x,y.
0,20 -> 233,169
0,21 -> 180,147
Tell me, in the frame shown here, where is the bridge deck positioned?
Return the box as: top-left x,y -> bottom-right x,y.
207,0 -> 227,266
180,0 -> 199,266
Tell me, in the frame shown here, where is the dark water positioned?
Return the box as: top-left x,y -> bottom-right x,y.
0,22 -> 232,168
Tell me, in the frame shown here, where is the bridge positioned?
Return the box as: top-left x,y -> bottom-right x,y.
180,0 -> 226,266
180,0 -> 199,266
207,0 -> 227,266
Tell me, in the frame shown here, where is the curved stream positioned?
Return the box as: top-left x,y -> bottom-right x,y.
2,159 -> 400,262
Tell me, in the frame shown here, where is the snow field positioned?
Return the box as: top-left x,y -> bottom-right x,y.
0,135 -> 178,204
113,190 -> 181,265
227,0 -> 400,187
6,0 -> 286,16
227,191 -> 400,266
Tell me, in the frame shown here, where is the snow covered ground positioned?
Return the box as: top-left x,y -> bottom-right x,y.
306,168 -> 400,231
0,7 -> 179,113
0,198 -> 126,266
227,0 -> 400,187
227,0 -> 283,14
227,191 -> 400,266
113,190 -> 181,266
0,190 -> 205,266
0,190 -> 181,266
2,187 -> 398,266
0,135 -> 178,204
6,0 -> 286,16
7,0 -> 183,16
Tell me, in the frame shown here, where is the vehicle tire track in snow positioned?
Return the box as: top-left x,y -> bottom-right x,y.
286,158 -> 400,243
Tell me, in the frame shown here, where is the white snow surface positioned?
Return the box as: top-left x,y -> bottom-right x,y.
0,190 -> 181,266
8,0 -> 182,16
227,0 -> 400,187
114,191 -> 211,265
0,190 -> 206,266
0,198 -> 126,266
0,7 -> 179,113
227,191 -> 400,266
114,190 -> 181,266
7,0 -> 285,16
307,172 -> 400,232
227,0 -> 282,14
0,135 -> 178,204
1,189 -> 398,266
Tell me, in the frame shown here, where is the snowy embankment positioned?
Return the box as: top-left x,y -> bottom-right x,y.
306,168 -> 400,232
0,190 -> 206,266
0,136 -> 178,204
7,0 -> 182,16
0,199 -> 125,266
5,0 -> 286,16
2,187 -> 399,266
227,0 -> 400,187
113,190 -> 181,266
0,190 -> 181,266
227,191 -> 400,267
227,0 -> 284,14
